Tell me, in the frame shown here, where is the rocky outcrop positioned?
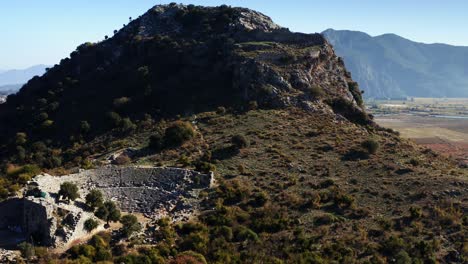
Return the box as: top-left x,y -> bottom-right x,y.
0,4 -> 370,165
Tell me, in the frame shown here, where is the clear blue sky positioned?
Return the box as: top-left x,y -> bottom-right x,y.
1,0 -> 467,69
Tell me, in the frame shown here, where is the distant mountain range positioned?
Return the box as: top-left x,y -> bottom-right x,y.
0,64 -> 49,94
0,84 -> 22,94
323,29 -> 468,98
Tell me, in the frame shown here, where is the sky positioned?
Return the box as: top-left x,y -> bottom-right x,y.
1,0 -> 468,69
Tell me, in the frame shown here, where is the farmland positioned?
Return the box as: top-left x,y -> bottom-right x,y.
369,98 -> 468,166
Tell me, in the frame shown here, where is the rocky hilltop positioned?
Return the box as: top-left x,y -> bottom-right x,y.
0,4 -> 466,263
0,4 -> 368,161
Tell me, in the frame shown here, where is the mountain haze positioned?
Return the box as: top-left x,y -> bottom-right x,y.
323,29 -> 468,98
0,64 -> 48,88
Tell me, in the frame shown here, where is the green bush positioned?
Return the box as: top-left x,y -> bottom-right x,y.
235,226 -> 259,242
231,135 -> 249,149
59,182 -> 80,201
120,118 -> 136,133
84,218 -> 99,232
361,139 -> 379,154
308,85 -> 325,98
348,81 -> 364,107
164,121 -> 195,147
149,133 -> 164,150
18,242 -> 35,260
409,207 -> 423,219
195,161 -> 216,173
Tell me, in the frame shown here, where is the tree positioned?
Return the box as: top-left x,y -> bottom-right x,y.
96,201 -> 121,225
84,218 -> 99,232
85,189 -> 104,210
59,182 -> 80,202
120,214 -> 142,238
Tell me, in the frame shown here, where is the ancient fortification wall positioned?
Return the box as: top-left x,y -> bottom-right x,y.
0,166 -> 213,249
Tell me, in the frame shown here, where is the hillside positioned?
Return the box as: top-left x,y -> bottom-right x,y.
323,29 -> 468,98
0,4 -> 466,263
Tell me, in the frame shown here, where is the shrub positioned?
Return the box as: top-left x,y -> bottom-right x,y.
120,118 -> 136,133
113,154 -> 131,165
361,139 -> 379,154
381,236 -> 406,255
18,242 -> 35,260
327,98 -> 370,125
59,182 -> 80,201
395,250 -> 411,264
113,97 -> 131,108
84,218 -> 99,232
409,158 -> 420,166
308,85 -> 325,98
314,213 -> 339,225
80,121 -> 91,134
348,81 -> 364,107
85,189 -> 104,210
231,135 -> 249,149
216,107 -> 226,115
149,133 -> 164,150
247,101 -> 258,110
235,226 -> 259,242
16,132 -> 27,145
409,207 -> 423,219
195,161 -> 216,173
164,121 -> 195,147
107,111 -> 122,127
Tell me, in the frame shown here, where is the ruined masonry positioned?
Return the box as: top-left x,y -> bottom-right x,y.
0,166 -> 213,249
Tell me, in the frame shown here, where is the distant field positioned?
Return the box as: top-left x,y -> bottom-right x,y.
370,98 -> 468,166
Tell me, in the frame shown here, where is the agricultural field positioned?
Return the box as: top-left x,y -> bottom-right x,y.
369,98 -> 468,166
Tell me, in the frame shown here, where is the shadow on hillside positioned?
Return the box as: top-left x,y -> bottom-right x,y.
212,145 -> 239,160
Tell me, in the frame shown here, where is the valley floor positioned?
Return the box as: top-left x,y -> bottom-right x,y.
370,98 -> 468,166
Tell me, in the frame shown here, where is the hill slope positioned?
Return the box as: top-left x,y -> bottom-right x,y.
323,29 -> 468,98
0,4 -> 466,263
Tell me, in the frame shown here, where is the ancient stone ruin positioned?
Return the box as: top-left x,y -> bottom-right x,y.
0,166 -> 213,249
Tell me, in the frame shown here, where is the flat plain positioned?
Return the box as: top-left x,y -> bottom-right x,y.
370,98 -> 468,166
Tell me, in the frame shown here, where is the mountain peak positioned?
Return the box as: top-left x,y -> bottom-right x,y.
117,4 -> 282,40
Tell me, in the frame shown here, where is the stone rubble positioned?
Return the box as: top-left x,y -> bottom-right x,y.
27,166 -> 212,248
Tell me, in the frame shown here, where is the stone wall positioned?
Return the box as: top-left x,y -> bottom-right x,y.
0,198 -> 55,247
